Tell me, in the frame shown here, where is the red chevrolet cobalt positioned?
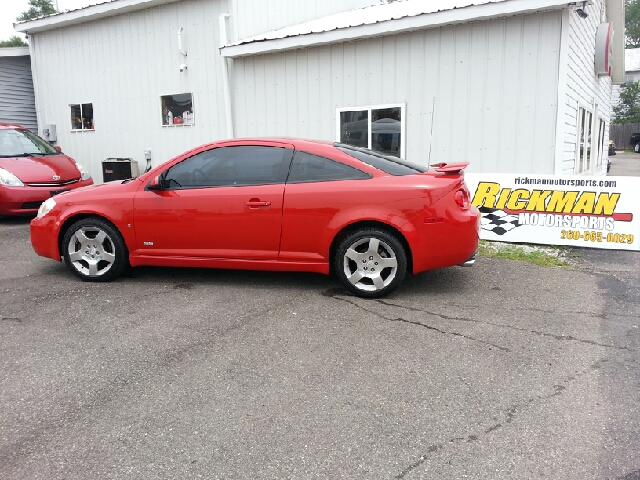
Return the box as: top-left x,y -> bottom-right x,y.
31,139 -> 479,298
0,123 -> 93,216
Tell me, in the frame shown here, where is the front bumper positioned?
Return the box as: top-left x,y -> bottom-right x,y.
0,179 -> 93,216
31,213 -> 63,261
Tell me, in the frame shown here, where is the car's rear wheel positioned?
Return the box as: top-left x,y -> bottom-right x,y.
335,228 -> 407,298
62,218 -> 128,282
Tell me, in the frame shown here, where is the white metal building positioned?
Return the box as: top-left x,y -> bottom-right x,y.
15,0 -> 625,181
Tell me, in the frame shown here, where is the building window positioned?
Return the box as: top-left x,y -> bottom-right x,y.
161,93 -> 194,126
337,104 -> 405,158
596,118 -> 606,168
575,106 -> 593,174
70,104 -> 94,131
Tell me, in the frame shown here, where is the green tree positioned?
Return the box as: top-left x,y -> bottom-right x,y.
16,0 -> 57,22
627,0 -> 640,48
0,0 -> 58,48
0,36 -> 28,48
613,81 -> 640,124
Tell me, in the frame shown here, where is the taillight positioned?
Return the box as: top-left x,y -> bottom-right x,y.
454,188 -> 470,209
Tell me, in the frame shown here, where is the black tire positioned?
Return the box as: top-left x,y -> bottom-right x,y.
62,217 -> 129,282
335,228 -> 407,298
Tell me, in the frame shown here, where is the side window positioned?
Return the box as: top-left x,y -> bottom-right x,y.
163,146 -> 287,189
287,151 -> 371,184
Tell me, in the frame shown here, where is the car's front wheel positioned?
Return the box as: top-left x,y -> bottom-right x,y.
335,228 -> 407,298
62,218 -> 128,282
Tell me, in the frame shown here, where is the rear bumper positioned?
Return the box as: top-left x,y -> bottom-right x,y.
410,205 -> 480,273
0,179 -> 93,216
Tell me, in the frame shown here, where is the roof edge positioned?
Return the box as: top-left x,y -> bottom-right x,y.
0,46 -> 30,57
221,0 -> 570,59
14,0 -> 183,34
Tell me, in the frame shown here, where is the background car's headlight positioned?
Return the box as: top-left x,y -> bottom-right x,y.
0,167 -> 24,186
37,198 -> 56,218
74,161 -> 92,180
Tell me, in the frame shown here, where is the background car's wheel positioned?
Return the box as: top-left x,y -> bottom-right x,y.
635,143 -> 640,153
335,228 -> 407,298
62,218 -> 128,282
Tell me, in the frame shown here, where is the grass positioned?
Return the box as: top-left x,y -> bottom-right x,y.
477,240 -> 571,267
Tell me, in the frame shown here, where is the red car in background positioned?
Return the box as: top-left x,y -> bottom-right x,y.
0,123 -> 93,216
30,138 -> 479,298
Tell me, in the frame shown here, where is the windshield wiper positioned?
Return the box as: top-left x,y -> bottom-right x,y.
0,153 -> 34,158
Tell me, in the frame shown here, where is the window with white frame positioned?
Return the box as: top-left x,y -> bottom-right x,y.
575,106 -> 593,174
337,104 -> 405,158
161,93 -> 194,126
70,104 -> 94,131
596,118 -> 606,168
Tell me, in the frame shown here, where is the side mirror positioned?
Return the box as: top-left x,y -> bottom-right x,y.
147,175 -> 164,190
54,146 -> 62,152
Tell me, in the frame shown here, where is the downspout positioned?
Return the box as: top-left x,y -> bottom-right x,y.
26,33 -> 43,134
219,13 -> 234,139
177,27 -> 187,57
553,9 -> 571,175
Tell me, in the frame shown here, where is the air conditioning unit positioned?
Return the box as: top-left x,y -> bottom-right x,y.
101,158 -> 140,182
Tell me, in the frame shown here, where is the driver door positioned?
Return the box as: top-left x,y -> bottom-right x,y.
132,144 -> 293,260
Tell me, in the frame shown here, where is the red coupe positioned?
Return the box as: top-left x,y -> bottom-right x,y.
30,138 -> 479,297
0,123 -> 93,216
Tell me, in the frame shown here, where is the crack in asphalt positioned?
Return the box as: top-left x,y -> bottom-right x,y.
375,299 -> 632,352
395,359 -> 608,479
330,294 -> 511,352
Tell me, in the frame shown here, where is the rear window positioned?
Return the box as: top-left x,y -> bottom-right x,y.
335,143 -> 428,176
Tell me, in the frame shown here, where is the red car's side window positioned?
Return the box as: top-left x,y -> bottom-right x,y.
287,151 -> 371,184
163,146 -> 290,189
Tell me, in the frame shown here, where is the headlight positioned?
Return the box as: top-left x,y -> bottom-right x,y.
74,161 -> 92,181
37,197 -> 56,218
0,167 -> 24,186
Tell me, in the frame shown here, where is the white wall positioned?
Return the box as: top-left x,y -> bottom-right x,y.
230,0 -> 378,41
232,11 -> 562,174
559,0 -> 613,175
30,0 -> 232,181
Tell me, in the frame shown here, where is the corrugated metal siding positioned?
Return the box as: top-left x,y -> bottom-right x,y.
0,56 -> 38,131
233,11 -> 562,174
561,0 -> 612,175
230,0 -> 511,46
31,0 -> 230,181
231,0 -> 378,41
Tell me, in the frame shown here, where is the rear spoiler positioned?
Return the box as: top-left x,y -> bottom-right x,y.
430,162 -> 469,175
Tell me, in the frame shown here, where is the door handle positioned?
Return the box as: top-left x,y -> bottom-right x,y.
245,200 -> 271,207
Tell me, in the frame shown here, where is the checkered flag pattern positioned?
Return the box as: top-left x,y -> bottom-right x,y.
479,207 -> 522,236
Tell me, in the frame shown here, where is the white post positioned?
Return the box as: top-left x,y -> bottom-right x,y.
219,14 -> 234,139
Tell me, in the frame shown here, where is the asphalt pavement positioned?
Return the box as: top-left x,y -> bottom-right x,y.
608,151 -> 640,176
1,214 -> 639,479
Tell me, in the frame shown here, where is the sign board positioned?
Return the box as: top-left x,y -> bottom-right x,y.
465,173 -> 639,251
594,23 -> 613,77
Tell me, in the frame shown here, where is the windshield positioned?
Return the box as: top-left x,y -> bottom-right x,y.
335,143 -> 429,175
0,129 -> 59,157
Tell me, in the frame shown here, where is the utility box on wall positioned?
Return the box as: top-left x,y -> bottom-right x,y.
42,124 -> 57,142
102,158 -> 140,182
